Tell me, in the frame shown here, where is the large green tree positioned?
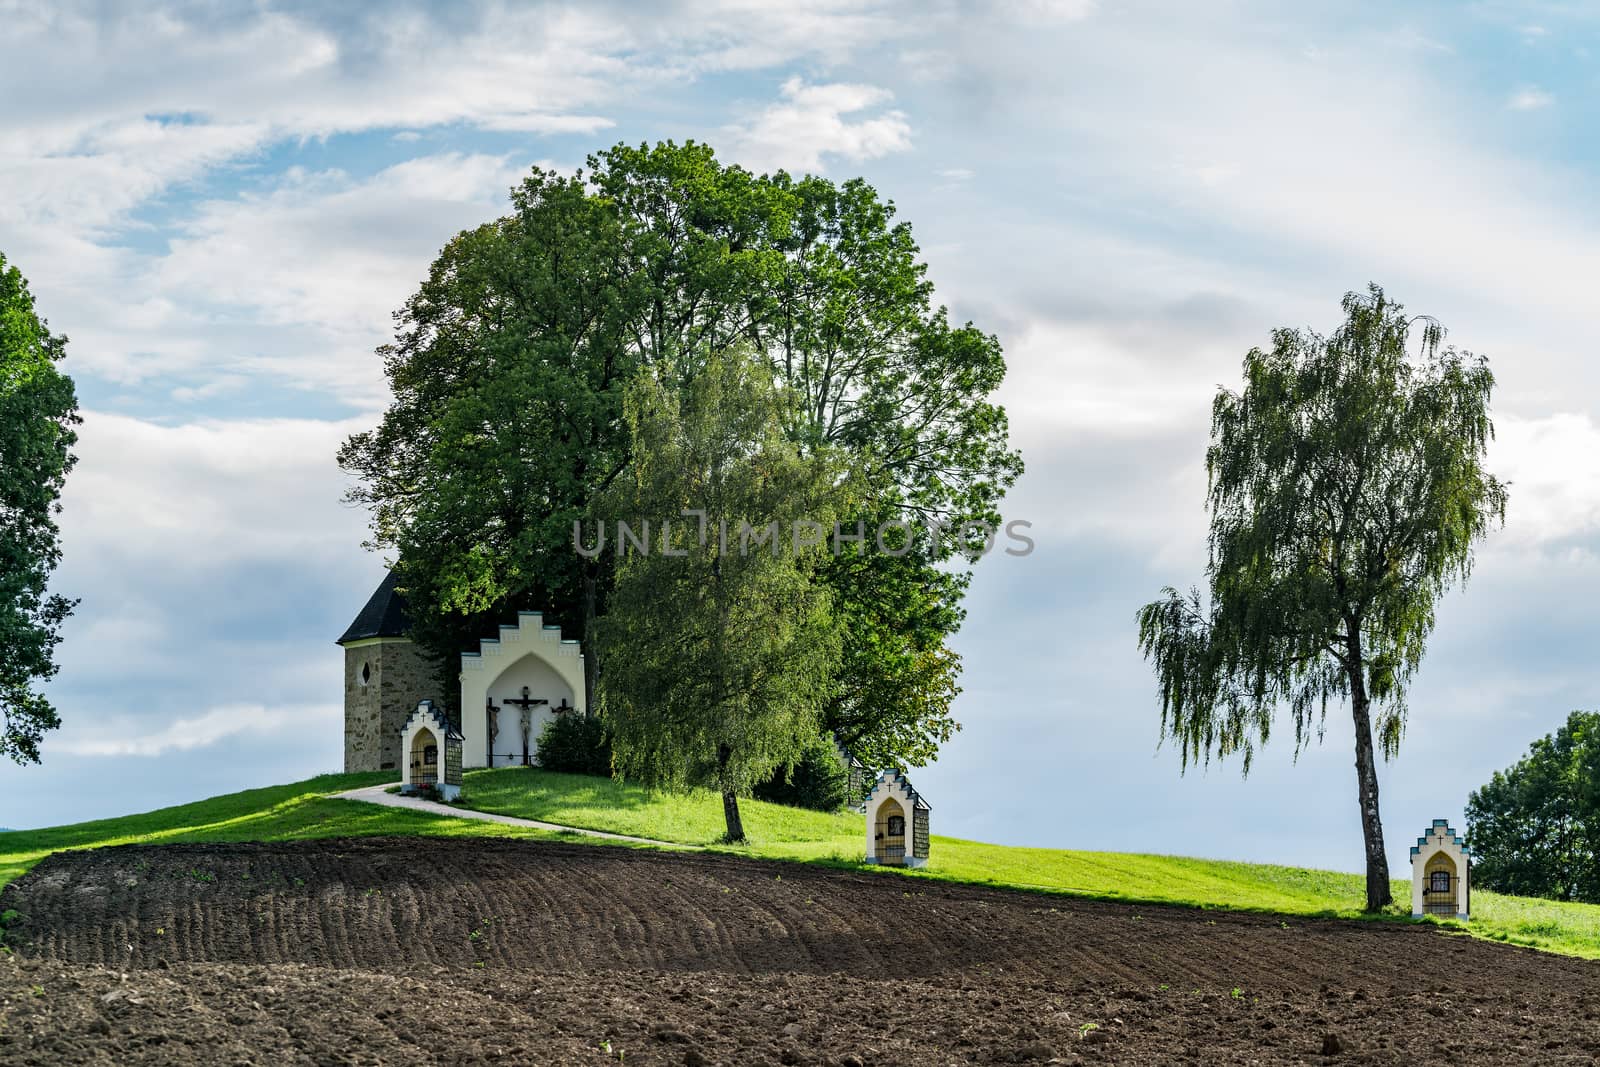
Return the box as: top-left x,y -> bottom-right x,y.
341,141 -> 1020,766
596,347 -> 843,842
1466,711 -> 1600,903
1137,285 -> 1507,911
756,169 -> 1016,768
339,169 -> 645,711
0,252 -> 80,764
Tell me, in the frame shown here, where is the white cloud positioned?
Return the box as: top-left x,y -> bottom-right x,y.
918,5 -> 1600,422
1490,412 -> 1600,549
16,152 -> 532,400
726,78 -> 913,172
0,6 -> 623,148
1508,86 -> 1554,110
0,1 -> 910,227
148,152 -> 530,398
55,703 -> 338,757
61,410 -> 370,565
1003,0 -> 1096,22
654,0 -> 909,72
0,3 -> 918,399
40,409 -> 380,754
171,375 -> 248,403
0,117 -> 267,239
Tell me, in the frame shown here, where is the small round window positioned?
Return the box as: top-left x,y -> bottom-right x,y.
360,662 -> 372,686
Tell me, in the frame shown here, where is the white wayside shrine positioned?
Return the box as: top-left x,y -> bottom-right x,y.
460,611 -> 586,769
400,700 -> 463,800
865,772 -> 931,868
1410,819 -> 1471,920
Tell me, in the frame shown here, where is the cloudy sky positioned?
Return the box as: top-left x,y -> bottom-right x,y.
2,0 -> 1596,873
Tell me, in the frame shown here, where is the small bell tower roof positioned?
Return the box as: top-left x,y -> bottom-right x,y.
337,570 -> 412,645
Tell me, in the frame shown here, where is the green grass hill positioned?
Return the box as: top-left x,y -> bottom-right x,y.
5,767 -> 1600,961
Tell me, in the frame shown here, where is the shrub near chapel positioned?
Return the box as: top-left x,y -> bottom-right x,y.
535,714 -> 612,777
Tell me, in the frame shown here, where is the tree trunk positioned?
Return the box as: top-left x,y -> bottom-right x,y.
717,742 -> 745,843
721,790 -> 746,844
1346,622 -> 1393,911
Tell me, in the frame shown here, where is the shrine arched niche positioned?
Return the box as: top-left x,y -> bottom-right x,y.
482,651 -> 577,767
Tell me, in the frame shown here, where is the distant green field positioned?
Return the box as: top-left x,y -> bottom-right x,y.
7,766 -> 1600,962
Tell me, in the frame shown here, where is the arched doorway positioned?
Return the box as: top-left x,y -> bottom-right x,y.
1422,852 -> 1458,916
409,726 -> 438,790
875,798 -> 906,866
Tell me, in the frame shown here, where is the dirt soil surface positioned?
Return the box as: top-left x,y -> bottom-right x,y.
3,837 -> 1598,1065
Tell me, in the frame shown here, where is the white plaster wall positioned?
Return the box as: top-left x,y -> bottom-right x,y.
485,654 -> 573,767
460,613 -> 586,769
1410,833 -> 1471,918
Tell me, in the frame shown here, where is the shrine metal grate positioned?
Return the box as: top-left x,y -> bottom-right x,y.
1423,873 -> 1458,916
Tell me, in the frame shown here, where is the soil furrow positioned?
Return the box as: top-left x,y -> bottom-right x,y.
5,836 -> 1600,1065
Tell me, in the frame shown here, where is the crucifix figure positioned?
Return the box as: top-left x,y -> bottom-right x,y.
553,698 -> 575,716
502,686 -> 548,766
486,696 -> 500,765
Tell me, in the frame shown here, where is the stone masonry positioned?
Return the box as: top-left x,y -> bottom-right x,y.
343,638 -> 439,773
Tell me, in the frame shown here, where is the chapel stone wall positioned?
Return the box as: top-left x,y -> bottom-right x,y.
343,638 -> 439,773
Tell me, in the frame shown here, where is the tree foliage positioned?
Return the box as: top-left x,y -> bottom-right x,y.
0,252 -> 80,764
1137,285 -> 1506,910
753,730 -> 853,813
823,540 -> 963,770
341,142 -> 1020,765
596,347 -> 843,842
1466,711 -> 1600,903
534,713 -> 613,778
338,171 -> 642,710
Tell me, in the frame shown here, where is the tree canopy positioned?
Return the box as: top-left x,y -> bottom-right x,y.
0,251 -> 80,764
1137,285 -> 1506,910
1466,711 -> 1600,903
595,347 -> 844,842
340,141 -> 1020,767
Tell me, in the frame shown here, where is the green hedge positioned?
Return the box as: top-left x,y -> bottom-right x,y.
535,715 -> 613,777
754,733 -> 850,812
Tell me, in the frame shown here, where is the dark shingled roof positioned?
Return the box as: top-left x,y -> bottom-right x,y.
337,570 -> 412,645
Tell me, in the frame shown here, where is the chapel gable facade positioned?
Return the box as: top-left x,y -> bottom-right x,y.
339,572 -> 586,774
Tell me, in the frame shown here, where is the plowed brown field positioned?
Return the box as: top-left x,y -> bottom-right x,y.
3,837 -> 1597,1064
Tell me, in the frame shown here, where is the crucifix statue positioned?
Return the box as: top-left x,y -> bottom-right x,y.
486,696 -> 500,765
502,685 -> 548,766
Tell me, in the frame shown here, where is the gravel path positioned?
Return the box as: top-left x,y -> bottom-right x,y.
333,782 -> 684,846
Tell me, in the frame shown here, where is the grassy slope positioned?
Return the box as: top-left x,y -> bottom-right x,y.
461,767 -> 1600,959
0,771 -> 574,890
6,766 -> 1600,961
